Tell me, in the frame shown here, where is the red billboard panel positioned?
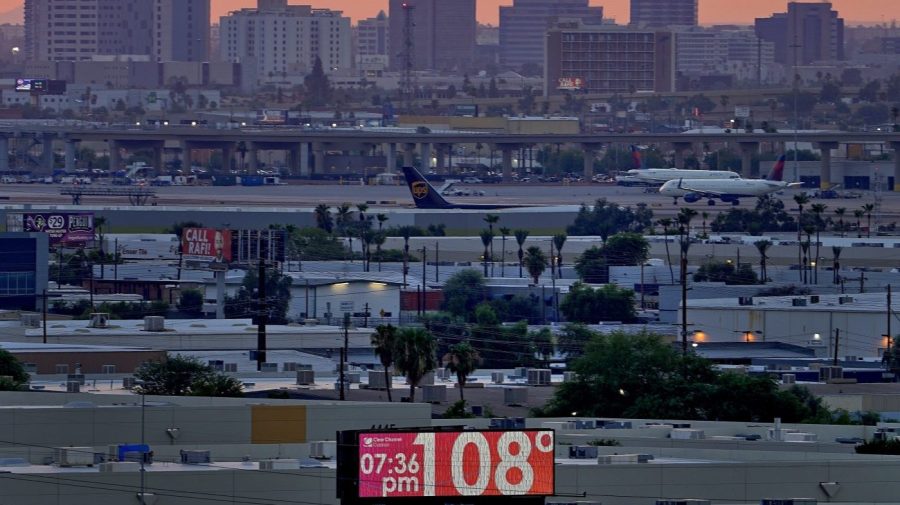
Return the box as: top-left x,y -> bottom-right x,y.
181,228 -> 232,262
557,77 -> 584,90
357,430 -> 554,498
23,213 -> 94,245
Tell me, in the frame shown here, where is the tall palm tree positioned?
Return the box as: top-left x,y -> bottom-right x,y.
499,227 -> 511,277
373,232 -> 386,272
444,341 -> 481,402
376,213 -> 388,232
676,208 -> 698,253
393,327 -> 438,403
832,246 -> 843,285
657,218 -> 675,284
336,203 -> 353,258
801,225 -> 815,284
700,211 -> 709,237
853,209 -> 864,238
514,229 -> 529,278
400,225 -> 413,285
361,229 -> 375,272
552,233 -> 567,278
484,214 -> 499,275
834,207 -> 846,237
524,246 -> 548,285
862,203 -> 875,238
810,203 -> 827,284
479,230 -> 494,277
370,324 -> 398,402
793,193 -> 810,281
754,240 -> 772,283
314,204 -> 333,233
356,203 -> 369,223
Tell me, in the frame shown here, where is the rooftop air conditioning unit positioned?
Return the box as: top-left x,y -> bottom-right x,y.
368,370 -> 391,390
20,313 -> 41,328
819,366 -> 843,382
283,362 -> 298,372
782,374 -> 796,384
421,384 -> 447,404
143,316 -> 165,332
568,445 -> 599,459
57,447 -> 97,467
809,295 -> 820,303
309,441 -> 337,459
503,386 -> 528,406
66,381 -> 80,393
296,370 -> 315,385
89,313 -> 110,328
224,363 -> 238,372
260,363 -> 278,372
791,298 -> 807,307
657,500 -> 712,505
347,372 -> 361,384
99,461 -> 141,472
180,450 -> 211,464
526,369 -> 551,386
491,372 -> 505,384
738,296 -> 754,306
101,365 -> 117,374
838,296 -> 854,304
563,371 -> 578,382
259,459 -> 299,470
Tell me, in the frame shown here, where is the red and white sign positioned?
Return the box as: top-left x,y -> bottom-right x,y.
358,430 -> 554,498
181,228 -> 232,262
557,77 -> 585,90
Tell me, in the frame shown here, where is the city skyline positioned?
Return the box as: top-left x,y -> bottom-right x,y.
0,0 -> 893,25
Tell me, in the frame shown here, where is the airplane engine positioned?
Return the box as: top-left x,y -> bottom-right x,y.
683,193 -> 702,203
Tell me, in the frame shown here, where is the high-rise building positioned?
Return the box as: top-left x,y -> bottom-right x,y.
499,0 -> 603,70
153,0 -> 210,62
24,0 -> 209,62
544,19 -> 675,95
357,10 -> 389,69
755,2 -> 844,66
220,0 -> 351,83
631,0 -> 697,28
673,26 -> 775,80
388,0 -> 476,71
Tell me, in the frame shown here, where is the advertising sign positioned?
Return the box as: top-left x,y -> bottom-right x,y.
23,213 -> 94,245
557,77 -> 584,91
15,78 -> 48,92
181,228 -> 232,262
354,430 -> 555,499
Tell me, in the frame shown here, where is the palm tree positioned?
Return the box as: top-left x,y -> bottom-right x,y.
484,214 -> 499,275
862,203 -> 875,238
676,208 -> 698,253
801,225 -> 815,284
361,229 -> 375,272
524,246 -> 548,285
793,193 -> 810,281
700,211 -> 709,237
479,230 -> 494,277
832,246 -> 843,284
853,209 -> 864,238
834,207 -> 846,237
370,324 -> 398,402
514,229 -> 529,278
376,213 -> 388,231
373,231 -> 386,272
443,341 -> 481,402
552,233 -> 567,278
393,327 -> 438,403
754,240 -> 772,283
356,203 -> 369,223
657,218 -> 675,284
810,203 -> 827,284
314,204 -> 333,233
399,225 -> 414,285
336,203 -> 353,258
499,227 -> 511,277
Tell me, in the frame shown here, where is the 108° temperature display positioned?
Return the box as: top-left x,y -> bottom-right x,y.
358,430 -> 555,498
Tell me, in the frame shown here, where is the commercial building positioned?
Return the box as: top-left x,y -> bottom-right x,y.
755,1 -> 844,66
220,0 -> 352,85
23,0 -> 209,63
499,0 -> 603,70
0,233 -> 49,312
356,10 -> 389,70
673,27 -> 776,83
388,0 -> 476,71
544,20 -> 675,95
630,0 -> 698,28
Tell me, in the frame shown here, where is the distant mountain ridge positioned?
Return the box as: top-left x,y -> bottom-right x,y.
0,4 -> 24,25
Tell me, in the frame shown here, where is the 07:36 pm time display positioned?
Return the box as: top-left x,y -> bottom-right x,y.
358,430 -> 555,498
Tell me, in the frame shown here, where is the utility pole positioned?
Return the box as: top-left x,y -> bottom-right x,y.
887,285 -> 893,370
421,246 -> 427,313
363,302 -> 370,328
340,312 -> 350,401
832,328 -> 840,366
41,289 -> 48,344
435,242 -> 439,283
681,252 -> 688,357
256,259 -> 267,371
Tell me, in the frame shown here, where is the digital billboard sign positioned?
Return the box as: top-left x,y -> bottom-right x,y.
340,429 -> 555,501
181,228 -> 232,263
15,78 -> 48,92
23,213 -> 94,246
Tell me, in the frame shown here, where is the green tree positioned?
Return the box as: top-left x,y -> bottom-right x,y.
560,283 -> 636,323
394,327 -> 438,402
693,261 -> 759,285
552,233 -> 567,278
499,227 -> 511,277
224,268 -> 293,324
371,324 -> 398,402
524,246 -> 548,285
484,214 -> 499,273
134,355 -> 243,397
567,198 -> 652,238
514,229 -> 529,278
314,204 -> 333,233
441,270 -> 486,320
862,203 -> 875,238
754,240 -> 772,283
304,56 -> 332,106
603,232 -> 650,266
444,341 -> 482,402
556,323 -> 595,359
574,246 -> 608,283
0,349 -> 29,390
177,288 -> 204,315
480,230 -> 494,277
166,221 -> 204,239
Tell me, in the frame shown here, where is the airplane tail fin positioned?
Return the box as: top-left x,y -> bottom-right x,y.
401,166 -> 452,209
767,155 -> 787,181
630,145 -> 643,170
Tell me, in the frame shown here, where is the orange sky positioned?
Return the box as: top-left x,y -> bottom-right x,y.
208,0 -> 890,25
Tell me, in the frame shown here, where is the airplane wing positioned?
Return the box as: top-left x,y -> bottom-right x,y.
786,182 -> 805,188
675,179 -> 727,197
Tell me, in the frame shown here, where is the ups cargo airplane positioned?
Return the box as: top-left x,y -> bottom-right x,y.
402,166 -> 533,209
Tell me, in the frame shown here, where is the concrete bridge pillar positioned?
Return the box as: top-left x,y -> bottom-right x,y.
402,143 -> 416,168
299,142 -> 310,177
221,144 -> 234,173
40,134 -> 54,175
247,142 -> 258,174
385,143 -> 396,173
0,135 -> 8,172
501,146 -> 514,183
817,142 -> 840,189
64,140 -> 77,173
434,144 -> 447,175
313,142 -> 325,176
108,139 -> 121,173
421,143 -> 433,173
892,142 -> 900,192
581,143 -> 599,181
179,141 -> 192,173
153,143 -> 165,176
672,142 -> 693,169
737,142 -> 759,179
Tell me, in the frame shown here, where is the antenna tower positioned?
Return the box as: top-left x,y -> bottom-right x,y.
401,2 -> 416,114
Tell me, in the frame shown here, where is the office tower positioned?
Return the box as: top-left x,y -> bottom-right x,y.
388,0 -> 476,71
499,0 -> 603,70
755,2 -> 844,66
153,0 -> 211,62
220,0 -> 352,83
545,19 -> 675,95
631,0 -> 698,28
357,10 -> 390,68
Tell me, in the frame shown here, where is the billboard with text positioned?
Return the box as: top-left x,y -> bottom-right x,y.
182,228 -> 232,263
23,213 -> 94,246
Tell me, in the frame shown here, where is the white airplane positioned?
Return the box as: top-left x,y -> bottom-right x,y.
620,145 -> 739,184
659,155 -> 804,206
